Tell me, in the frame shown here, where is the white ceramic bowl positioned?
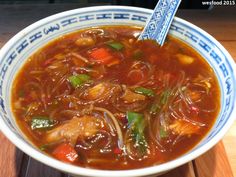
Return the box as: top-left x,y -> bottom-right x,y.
0,6 -> 235,177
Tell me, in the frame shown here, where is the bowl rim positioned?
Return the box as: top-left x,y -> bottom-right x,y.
0,5 -> 236,177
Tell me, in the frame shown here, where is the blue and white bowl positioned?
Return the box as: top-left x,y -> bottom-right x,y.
0,6 -> 235,177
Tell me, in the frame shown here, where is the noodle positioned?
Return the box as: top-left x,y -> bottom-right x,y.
93,107 -> 124,150
70,52 -> 90,64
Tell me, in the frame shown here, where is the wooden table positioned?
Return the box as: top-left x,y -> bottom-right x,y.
0,4 -> 235,177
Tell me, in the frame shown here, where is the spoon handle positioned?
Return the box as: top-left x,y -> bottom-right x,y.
138,0 -> 182,46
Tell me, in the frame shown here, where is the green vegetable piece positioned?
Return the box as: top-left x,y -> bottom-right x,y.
160,89 -> 171,105
160,127 -> 168,138
31,116 -> 57,130
107,41 -> 124,51
68,74 -> 91,88
127,111 -> 143,125
40,144 -> 48,151
149,89 -> 171,114
133,49 -> 143,60
127,111 -> 147,154
134,87 -> 155,97
18,90 -> 25,97
150,103 -> 161,115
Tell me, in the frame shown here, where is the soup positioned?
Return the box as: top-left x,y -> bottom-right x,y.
11,26 -> 220,170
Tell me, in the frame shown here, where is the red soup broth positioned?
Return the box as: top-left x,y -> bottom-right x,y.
11,26 -> 220,170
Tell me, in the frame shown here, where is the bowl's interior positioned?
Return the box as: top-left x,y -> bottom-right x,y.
0,6 -> 235,177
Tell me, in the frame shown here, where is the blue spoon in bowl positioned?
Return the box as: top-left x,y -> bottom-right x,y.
138,0 -> 182,46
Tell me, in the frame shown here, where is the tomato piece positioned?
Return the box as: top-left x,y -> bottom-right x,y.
52,143 -> 78,163
114,147 -> 122,154
89,48 -> 112,64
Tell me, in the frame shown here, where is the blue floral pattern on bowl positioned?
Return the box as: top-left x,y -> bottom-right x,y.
0,6 -> 235,177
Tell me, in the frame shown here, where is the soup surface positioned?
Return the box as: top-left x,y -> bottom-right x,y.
12,26 -> 220,170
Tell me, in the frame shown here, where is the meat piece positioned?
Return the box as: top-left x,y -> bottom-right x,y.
75,36 -> 95,47
46,115 -> 104,145
176,54 -> 194,65
83,83 -> 121,101
86,83 -> 108,100
121,88 -> 146,103
169,120 -> 200,136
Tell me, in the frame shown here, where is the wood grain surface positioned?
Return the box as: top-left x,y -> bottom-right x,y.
0,4 -> 235,177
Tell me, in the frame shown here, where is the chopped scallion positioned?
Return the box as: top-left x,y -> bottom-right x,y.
160,89 -> 171,105
134,87 -> 155,97
31,116 -> 57,130
150,103 -> 161,115
133,49 -> 143,60
68,74 -> 91,88
107,41 -> 124,51
127,111 -> 143,124
40,144 -> 49,151
160,127 -> 168,138
127,111 -> 147,154
149,89 -> 171,114
18,90 -> 25,97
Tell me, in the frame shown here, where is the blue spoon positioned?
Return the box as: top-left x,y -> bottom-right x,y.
138,0 -> 182,46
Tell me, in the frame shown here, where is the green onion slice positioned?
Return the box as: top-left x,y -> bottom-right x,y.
107,41 -> 124,51
134,87 -> 155,97
127,111 -> 147,154
160,127 -> 168,138
68,74 -> 91,88
31,116 -> 57,130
